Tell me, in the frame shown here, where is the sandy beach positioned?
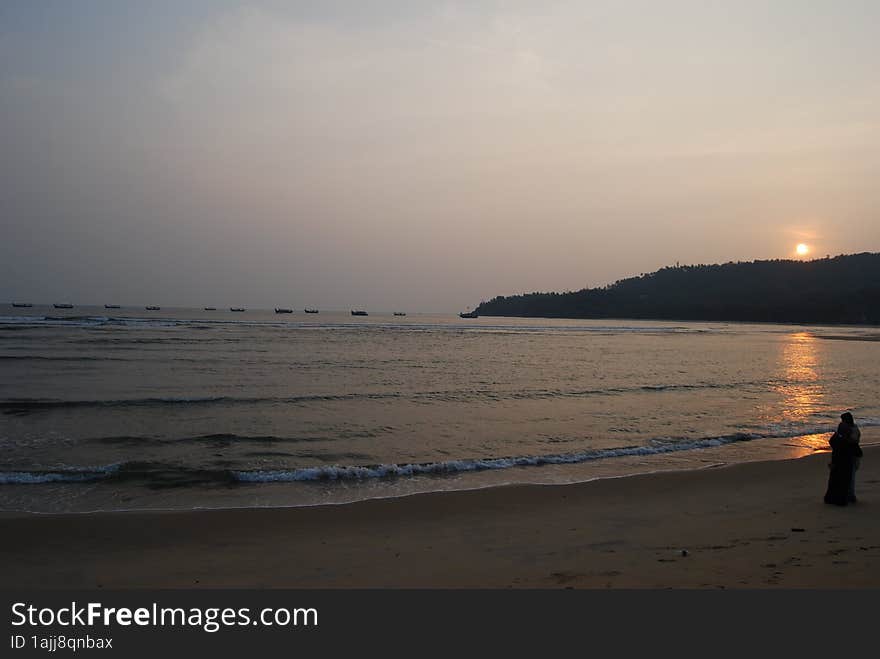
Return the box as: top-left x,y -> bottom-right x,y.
2,435 -> 879,589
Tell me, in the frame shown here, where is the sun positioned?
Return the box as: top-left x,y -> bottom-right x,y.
795,243 -> 809,256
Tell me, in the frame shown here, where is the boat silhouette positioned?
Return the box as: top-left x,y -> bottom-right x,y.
53,303 -> 74,309
304,308 -> 319,314
350,310 -> 368,316
393,312 -> 407,316
11,303 -> 33,308
275,308 -> 293,314
459,310 -> 478,318
230,307 -> 246,312
204,307 -> 217,311
145,306 -> 160,311
104,304 -> 120,309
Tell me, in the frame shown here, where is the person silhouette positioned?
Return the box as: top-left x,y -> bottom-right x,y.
824,412 -> 862,506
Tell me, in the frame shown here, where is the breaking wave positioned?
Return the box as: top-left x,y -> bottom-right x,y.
4,419 -> 878,488
233,424 -> 866,482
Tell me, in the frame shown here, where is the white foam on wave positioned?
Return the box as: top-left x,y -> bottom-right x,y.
230,434 -> 752,483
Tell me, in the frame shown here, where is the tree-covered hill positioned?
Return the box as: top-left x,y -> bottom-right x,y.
474,253 -> 880,324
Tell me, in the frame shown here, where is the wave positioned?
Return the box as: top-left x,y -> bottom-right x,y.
0,396 -> 235,413
4,419 -> 878,487
0,461 -> 232,487
0,464 -> 122,484
93,433 -> 330,446
11,315 -> 182,329
0,355 -> 130,362
234,422 -> 878,483
0,380 -> 774,415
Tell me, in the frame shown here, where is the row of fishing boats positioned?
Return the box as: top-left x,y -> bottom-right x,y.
10,303 -> 476,317
274,308 -> 320,314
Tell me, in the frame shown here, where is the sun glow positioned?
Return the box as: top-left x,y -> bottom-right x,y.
796,243 -> 809,256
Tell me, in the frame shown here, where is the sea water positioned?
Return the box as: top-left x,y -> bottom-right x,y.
1,305 -> 878,512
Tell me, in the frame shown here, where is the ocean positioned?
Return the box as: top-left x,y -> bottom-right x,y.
1,305 -> 878,513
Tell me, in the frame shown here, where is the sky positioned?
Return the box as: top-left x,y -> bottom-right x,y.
2,0 -> 879,312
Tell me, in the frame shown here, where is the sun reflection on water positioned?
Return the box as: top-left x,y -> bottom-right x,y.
797,433 -> 832,453
775,332 -> 826,423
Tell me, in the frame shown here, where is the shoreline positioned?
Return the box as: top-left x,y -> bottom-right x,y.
0,457 -> 736,519
2,438 -> 879,588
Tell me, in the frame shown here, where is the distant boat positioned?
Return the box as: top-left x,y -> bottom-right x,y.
459,311 -> 478,318
104,304 -> 120,309
304,308 -> 319,314
11,303 -> 33,308
145,306 -> 161,311
275,308 -> 293,314
230,307 -> 246,312
351,310 -> 368,316
204,307 -> 217,311
53,303 -> 73,309
393,312 -> 407,316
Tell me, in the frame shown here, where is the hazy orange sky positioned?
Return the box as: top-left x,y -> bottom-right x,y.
2,1 -> 879,311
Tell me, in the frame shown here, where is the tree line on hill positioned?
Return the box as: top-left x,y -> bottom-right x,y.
474,253 -> 880,324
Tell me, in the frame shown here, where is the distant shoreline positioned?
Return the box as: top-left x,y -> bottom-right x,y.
474,253 -> 880,325
474,312 -> 880,330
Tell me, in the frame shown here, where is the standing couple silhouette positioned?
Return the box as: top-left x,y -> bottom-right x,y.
824,412 -> 862,506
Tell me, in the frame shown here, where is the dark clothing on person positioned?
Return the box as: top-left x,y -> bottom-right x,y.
824,421 -> 862,506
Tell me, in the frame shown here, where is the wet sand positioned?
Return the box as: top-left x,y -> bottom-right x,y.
2,435 -> 878,589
